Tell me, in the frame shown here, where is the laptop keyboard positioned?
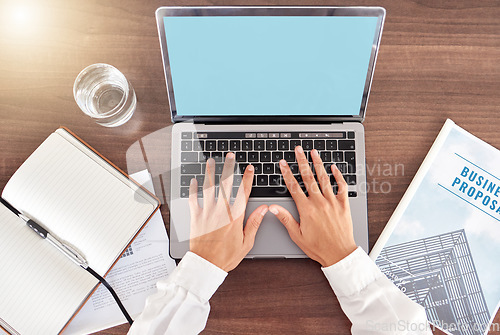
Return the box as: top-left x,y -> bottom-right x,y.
179,131 -> 357,198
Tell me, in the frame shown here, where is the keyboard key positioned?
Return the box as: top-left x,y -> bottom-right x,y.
218,140 -> 228,151
181,152 -> 198,162
274,163 -> 281,174
324,163 -> 333,174
330,175 -> 338,186
206,140 -> 216,151
253,163 -> 262,174
289,163 -> 299,174
260,152 -> 271,162
347,131 -> 355,139
199,152 -> 210,162
236,152 -> 247,162
345,151 -> 356,173
193,140 -> 204,151
339,140 -> 355,150
242,140 -> 253,150
233,174 -> 243,186
250,187 -> 290,197
266,140 -> 277,150
284,151 -> 295,162
314,140 -> 325,150
238,163 -> 249,174
215,164 -> 224,174
326,140 -> 337,150
302,140 -> 313,150
181,141 -> 192,151
269,175 -> 281,186
278,140 -> 289,150
254,140 -> 265,150
196,175 -> 204,185
257,175 -> 268,186
290,140 -> 301,149
348,191 -> 357,197
180,187 -> 189,198
336,163 -> 348,174
248,152 -> 259,162
272,152 -> 283,162
332,151 -> 344,162
181,175 -> 193,186
230,140 -> 241,151
345,175 -> 357,185
263,163 -> 274,174
181,132 -> 192,139
320,151 -> 332,162
181,164 -> 201,174
212,152 -> 223,162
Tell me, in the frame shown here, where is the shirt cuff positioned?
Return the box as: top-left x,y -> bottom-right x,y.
164,251 -> 228,302
321,246 -> 383,298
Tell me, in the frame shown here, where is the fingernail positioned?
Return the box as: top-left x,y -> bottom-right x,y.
226,152 -> 234,159
279,159 -> 287,167
296,146 -> 303,153
190,178 -> 196,185
247,164 -> 254,171
269,207 -> 279,215
261,207 -> 268,215
311,149 -> 319,158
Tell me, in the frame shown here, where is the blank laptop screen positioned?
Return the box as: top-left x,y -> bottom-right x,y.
163,16 -> 379,117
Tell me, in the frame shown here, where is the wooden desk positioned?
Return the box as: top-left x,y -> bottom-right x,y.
0,0 -> 498,334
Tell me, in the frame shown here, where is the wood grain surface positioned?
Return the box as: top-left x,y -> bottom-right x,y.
0,0 -> 498,334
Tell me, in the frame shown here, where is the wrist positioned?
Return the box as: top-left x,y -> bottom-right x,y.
320,244 -> 358,267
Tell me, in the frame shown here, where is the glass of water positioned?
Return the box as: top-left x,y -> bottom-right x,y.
73,64 -> 137,127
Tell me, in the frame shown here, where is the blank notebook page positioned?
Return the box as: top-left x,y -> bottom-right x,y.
2,129 -> 158,276
0,204 -> 98,334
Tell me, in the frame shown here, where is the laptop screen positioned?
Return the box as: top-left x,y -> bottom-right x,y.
159,11 -> 384,121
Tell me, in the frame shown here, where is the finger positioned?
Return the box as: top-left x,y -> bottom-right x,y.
279,159 -> 308,204
232,164 -> 254,216
269,204 -> 301,240
332,163 -> 349,202
295,146 -> 321,197
310,149 -> 334,200
203,158 -> 216,208
243,205 -> 268,250
218,152 -> 235,203
188,178 -> 201,216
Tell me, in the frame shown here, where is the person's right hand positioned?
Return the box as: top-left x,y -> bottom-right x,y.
269,146 -> 357,267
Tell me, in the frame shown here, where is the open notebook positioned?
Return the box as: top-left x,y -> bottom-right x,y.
0,128 -> 159,335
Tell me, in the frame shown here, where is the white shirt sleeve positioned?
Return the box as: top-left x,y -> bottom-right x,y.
128,251 -> 227,335
322,247 -> 432,335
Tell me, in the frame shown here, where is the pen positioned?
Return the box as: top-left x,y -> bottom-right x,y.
19,213 -> 89,269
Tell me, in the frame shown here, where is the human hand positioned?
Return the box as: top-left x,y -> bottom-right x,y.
188,153 -> 268,272
269,146 -> 357,267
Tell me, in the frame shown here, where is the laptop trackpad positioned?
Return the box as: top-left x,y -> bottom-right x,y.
246,199 -> 305,258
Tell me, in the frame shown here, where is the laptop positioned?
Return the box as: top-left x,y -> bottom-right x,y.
156,6 -> 386,259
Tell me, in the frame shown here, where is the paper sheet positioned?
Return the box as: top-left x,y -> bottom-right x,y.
64,170 -> 176,335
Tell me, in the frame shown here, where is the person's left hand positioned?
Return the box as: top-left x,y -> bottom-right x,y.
188,153 -> 268,272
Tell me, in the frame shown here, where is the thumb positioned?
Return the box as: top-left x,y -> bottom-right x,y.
243,205 -> 268,249
269,204 -> 301,239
